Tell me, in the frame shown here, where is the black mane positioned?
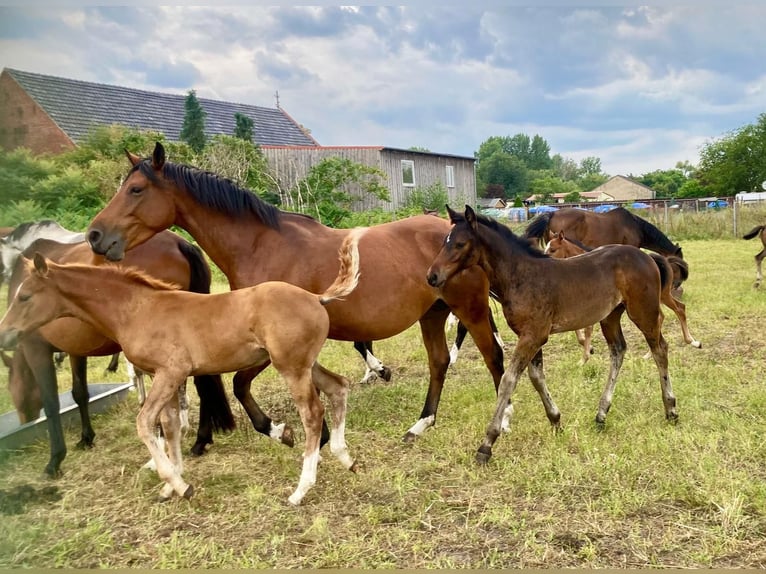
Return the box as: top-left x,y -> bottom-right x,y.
456,210 -> 548,259
135,159 -> 282,229
624,209 -> 682,257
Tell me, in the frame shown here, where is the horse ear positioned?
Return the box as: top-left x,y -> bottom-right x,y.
557,230 -> 565,240
446,205 -> 460,223
125,149 -> 141,166
32,252 -> 49,277
152,142 -> 166,170
464,205 -> 479,233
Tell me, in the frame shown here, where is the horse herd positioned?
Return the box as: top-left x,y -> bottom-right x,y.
0,141 -> 764,504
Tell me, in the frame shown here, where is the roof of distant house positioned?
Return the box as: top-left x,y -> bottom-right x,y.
4,68 -> 319,147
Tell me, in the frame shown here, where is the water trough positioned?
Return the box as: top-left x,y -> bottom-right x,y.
0,382 -> 132,451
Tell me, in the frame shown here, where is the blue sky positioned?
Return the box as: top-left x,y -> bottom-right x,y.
1,5 -> 765,176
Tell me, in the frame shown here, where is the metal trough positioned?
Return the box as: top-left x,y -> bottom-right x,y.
0,382 -> 133,451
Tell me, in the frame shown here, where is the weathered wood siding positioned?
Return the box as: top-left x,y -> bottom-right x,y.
261,146 -> 476,212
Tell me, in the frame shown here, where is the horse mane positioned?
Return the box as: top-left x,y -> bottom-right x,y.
51,262 -> 182,291
461,211 -> 548,259
5,220 -> 57,243
135,158 -> 283,229
563,235 -> 593,252
624,209 -> 681,256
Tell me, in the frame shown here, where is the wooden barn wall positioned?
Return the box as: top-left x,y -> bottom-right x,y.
262,147 -> 476,212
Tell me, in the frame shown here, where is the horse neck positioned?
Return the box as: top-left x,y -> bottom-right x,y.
477,227 -> 534,293
46,268 -> 145,341
173,200 -> 272,289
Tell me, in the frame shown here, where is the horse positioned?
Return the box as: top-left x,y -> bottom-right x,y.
742,225 -> 766,287
544,231 -> 701,361
1,229 -> 364,505
86,142 -> 505,444
3,232 -> 235,477
524,206 -> 684,257
427,206 -> 677,465
1,220 -> 85,284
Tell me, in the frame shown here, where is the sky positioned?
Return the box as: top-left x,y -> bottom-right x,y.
1,4 -> 765,177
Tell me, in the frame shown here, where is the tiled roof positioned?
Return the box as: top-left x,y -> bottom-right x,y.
5,68 -> 319,147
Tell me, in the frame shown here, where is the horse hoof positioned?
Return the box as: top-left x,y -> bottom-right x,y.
189,440 -> 211,457
594,417 -> 606,432
44,466 -> 62,479
75,439 -> 94,450
348,460 -> 359,473
379,366 -> 392,382
666,412 -> 679,425
183,484 -> 194,500
281,425 -> 295,448
475,447 -> 492,465
692,341 -> 702,349
402,432 -> 418,443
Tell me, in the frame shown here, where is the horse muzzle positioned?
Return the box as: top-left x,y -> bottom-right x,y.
87,227 -> 126,261
426,269 -> 446,288
0,328 -> 20,351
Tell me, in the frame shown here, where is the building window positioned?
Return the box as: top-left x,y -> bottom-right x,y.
401,160 -> 415,187
445,165 -> 455,188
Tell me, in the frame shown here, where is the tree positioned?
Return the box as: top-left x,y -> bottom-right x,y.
180,90 -> 207,153
234,112 -> 254,142
695,113 -> 766,196
638,169 -> 688,199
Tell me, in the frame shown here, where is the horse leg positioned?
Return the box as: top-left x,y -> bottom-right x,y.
311,363 -> 356,472
283,367 -> 325,506
157,391 -> 184,500
189,373 -> 236,456
477,337 -> 542,464
106,352 -> 120,373
402,303 -> 451,442
21,335 -> 66,477
754,247 -> 765,288
575,326 -> 595,365
137,373 -> 192,500
178,379 -> 189,433
596,308 -> 628,428
663,290 -> 701,348
354,341 -> 392,384
6,349 -> 42,424
526,349 -> 562,431
449,320 -> 468,366
126,359 -> 146,405
232,362 -> 297,448
69,354 -> 96,449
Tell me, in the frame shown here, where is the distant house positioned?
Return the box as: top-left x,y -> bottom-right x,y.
588,175 -> 655,202
476,197 -> 507,209
0,68 -> 475,212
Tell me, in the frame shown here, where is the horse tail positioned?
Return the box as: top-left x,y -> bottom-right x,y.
649,253 -> 674,294
743,225 -> 765,240
177,240 -> 236,435
523,213 -> 553,248
319,227 -> 365,305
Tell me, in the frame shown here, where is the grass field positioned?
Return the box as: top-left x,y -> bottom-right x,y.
0,233 -> 765,567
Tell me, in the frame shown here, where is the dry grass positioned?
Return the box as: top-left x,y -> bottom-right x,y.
0,237 -> 765,568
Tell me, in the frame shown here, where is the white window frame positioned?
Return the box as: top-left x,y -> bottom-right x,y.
401,159 -> 415,187
445,165 -> 455,188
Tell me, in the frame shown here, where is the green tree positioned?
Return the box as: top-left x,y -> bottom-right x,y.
234,112 -> 254,142
180,90 -> 207,153
638,169 -> 688,199
577,156 -> 608,191
696,113 -> 766,196
198,135 -> 273,194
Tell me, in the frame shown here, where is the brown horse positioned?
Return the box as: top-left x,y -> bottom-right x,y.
544,231 -> 701,359
0,229 -> 363,505
86,142 -> 504,443
3,232 -> 234,477
525,206 -> 684,258
742,224 -> 766,287
427,206 -> 677,465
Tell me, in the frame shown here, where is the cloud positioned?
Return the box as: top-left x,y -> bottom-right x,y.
1,5 -> 766,177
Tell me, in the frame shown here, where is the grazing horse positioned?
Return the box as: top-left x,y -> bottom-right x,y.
524,206 -> 684,257
742,225 -> 766,287
86,142 -> 504,444
0,229 -> 363,505
544,231 -> 701,360
427,206 -> 677,465
3,232 -> 234,477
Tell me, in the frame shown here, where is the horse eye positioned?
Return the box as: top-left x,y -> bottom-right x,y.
129,186 -> 143,196
18,293 -> 31,303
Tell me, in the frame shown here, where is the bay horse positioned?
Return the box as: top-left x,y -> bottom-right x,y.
86,142 -> 504,444
427,206 -> 677,465
0,229 -> 364,505
524,206 -> 684,257
544,231 -> 701,360
3,232 -> 234,477
742,224 -> 766,287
